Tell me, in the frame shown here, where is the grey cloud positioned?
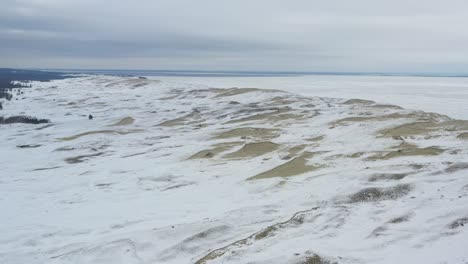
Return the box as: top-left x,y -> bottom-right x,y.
1,0 -> 468,72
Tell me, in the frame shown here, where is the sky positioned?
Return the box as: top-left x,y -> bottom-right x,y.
1,0 -> 468,73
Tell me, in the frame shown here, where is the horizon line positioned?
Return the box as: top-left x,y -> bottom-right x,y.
2,67 -> 468,78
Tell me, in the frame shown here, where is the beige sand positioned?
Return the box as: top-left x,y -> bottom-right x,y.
380,122 -> 440,137
223,142 -> 279,159
267,96 -> 298,106
214,127 -> 280,140
330,113 -> 434,128
188,142 -> 244,159
286,144 -> 308,156
226,110 -> 305,124
109,116 -> 135,126
248,152 -> 322,180
306,135 -> 324,142
329,116 -> 377,127
369,146 -> 444,160
458,132 -> 468,139
213,88 -> 280,98
370,104 -> 404,110
105,79 -> 159,88
342,99 -> 375,105
158,94 -> 179,100
158,111 -> 204,127
59,129 -> 142,141
225,107 -> 289,124
348,152 -> 365,158
380,119 -> 468,137
396,141 -> 418,149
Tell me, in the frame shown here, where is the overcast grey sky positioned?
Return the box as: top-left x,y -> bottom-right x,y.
1,0 -> 468,72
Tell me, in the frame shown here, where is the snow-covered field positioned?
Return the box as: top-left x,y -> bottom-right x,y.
1,75 -> 468,264
154,75 -> 468,120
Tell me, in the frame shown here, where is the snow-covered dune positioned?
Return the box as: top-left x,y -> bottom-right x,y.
1,76 -> 468,264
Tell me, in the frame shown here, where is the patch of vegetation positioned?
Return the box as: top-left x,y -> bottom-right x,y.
300,254 -> 334,264
0,116 -> 50,124
64,152 -> 104,164
448,217 -> 468,229
17,144 -> 42,148
0,90 -> 13,100
388,215 -> 410,224
254,226 -> 277,240
349,184 -> 412,203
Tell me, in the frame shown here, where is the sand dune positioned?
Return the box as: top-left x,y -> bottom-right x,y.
2,75 -> 468,264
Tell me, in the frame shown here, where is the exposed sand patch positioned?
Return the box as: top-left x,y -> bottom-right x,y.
349,184 -> 412,203
270,113 -> 307,123
330,113 -> 432,128
225,107 -> 289,123
342,99 -> 375,105
59,129 -> 142,141
380,122 -> 440,137
223,142 -> 279,159
213,88 -> 280,98
348,152 -> 364,158
396,141 -> 418,149
306,135 -> 324,142
441,120 -> 468,130
371,104 -> 403,110
158,89 -> 184,100
226,113 -> 304,124
248,152 -> 322,180
443,163 -> 468,173
458,132 -> 468,139
369,146 -> 444,160
214,127 -> 280,140
380,119 -> 468,137
188,142 -> 243,159
226,109 -> 305,124
158,94 -> 179,100
268,96 -> 298,106
158,110 -> 204,127
329,116 -> 376,127
105,79 -> 159,88
287,144 -> 308,156
109,116 -> 135,126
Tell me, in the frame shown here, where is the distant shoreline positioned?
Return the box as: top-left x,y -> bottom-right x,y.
30,68 -> 468,78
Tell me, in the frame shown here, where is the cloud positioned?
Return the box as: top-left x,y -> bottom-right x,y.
1,0 -> 468,72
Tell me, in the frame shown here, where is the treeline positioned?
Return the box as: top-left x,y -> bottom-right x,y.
0,116 -> 50,124
0,68 -> 71,89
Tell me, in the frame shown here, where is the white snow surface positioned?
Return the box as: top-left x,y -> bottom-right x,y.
154,75 -> 468,120
0,75 -> 467,264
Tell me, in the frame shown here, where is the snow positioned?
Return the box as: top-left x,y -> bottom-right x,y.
0,75 -> 467,264
153,75 -> 468,120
